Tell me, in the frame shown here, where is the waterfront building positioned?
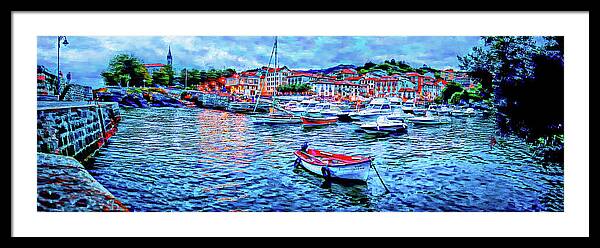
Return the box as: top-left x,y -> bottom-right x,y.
143,46 -> 173,77
440,68 -> 455,81
361,77 -> 380,97
454,71 -> 478,89
143,63 -> 167,75
421,78 -> 447,101
311,79 -> 364,99
336,68 -> 358,80
288,71 -> 319,85
225,73 -> 241,94
227,71 -> 261,97
258,66 -> 291,96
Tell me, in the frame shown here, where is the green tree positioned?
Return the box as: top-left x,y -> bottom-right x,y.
152,65 -> 172,86
457,36 -> 564,147
101,53 -> 150,87
439,81 -> 464,103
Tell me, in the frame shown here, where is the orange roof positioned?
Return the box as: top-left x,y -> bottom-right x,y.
345,77 -> 362,81
144,63 -> 165,67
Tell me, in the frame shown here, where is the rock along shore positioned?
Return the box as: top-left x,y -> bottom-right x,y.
37,153 -> 128,212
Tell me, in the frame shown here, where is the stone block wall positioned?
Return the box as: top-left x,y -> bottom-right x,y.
37,103 -> 121,162
63,83 -> 93,101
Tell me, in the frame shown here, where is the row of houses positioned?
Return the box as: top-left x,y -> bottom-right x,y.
224,66 -> 479,102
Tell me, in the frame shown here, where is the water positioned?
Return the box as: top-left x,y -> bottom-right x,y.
87,107 -> 564,212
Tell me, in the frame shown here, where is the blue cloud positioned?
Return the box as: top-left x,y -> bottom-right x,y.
38,36 -> 484,89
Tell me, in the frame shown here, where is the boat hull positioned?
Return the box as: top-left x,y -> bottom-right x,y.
409,118 -> 450,125
294,152 -> 371,182
301,116 -> 338,126
252,117 -> 302,124
361,126 -> 406,134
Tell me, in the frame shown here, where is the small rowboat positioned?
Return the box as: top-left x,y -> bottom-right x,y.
293,147 -> 371,182
300,116 -> 338,126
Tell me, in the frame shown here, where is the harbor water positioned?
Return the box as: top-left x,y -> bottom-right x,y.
87,107 -> 564,212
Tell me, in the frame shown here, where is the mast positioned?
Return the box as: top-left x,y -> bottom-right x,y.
254,36 -> 277,112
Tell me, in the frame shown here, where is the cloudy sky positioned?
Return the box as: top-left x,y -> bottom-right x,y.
37,36 -> 482,89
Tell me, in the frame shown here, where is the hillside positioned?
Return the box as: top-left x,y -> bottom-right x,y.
296,64 -> 357,75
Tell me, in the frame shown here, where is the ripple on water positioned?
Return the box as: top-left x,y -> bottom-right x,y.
88,107 -> 564,212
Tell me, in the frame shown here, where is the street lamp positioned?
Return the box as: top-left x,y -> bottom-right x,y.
57,36 -> 69,100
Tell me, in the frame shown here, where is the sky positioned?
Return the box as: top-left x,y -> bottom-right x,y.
37,36 -> 483,89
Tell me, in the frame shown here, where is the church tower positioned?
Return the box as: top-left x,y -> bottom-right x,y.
167,45 -> 173,66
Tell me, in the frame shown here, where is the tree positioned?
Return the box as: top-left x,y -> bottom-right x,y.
457,36 -> 564,144
101,54 -> 150,87
151,66 -> 170,86
440,81 -> 464,103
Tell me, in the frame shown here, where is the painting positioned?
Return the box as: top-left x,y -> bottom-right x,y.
13,12 -> 588,237
35,35 -> 564,212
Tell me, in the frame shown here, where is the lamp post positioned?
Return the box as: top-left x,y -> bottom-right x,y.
57,36 -> 69,100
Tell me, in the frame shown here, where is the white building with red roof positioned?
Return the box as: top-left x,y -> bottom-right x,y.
336,68 -> 358,80
311,79 -> 365,99
143,63 -> 166,75
259,66 -> 291,96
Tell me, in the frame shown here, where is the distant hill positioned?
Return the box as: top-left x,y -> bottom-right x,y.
296,64 -> 357,75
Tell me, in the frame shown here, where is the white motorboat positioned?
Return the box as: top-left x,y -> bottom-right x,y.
283,101 -> 299,111
387,108 -> 413,121
308,102 -> 344,117
427,105 -> 439,115
289,99 -> 319,114
401,100 -> 415,114
360,116 -> 408,134
412,106 -> 428,116
464,107 -> 476,116
408,113 -> 451,125
450,106 -> 467,117
437,105 -> 452,115
348,98 -> 394,121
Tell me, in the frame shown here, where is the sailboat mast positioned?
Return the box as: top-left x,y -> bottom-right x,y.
253,36 -> 278,112
273,37 -> 278,103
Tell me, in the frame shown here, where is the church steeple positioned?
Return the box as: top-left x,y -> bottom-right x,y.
167,45 -> 173,66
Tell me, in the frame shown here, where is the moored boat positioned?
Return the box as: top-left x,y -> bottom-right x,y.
360,116 -> 408,134
289,99 -> 319,114
450,106 -> 467,117
401,100 -> 415,114
412,106 -> 428,116
437,105 -> 452,115
348,98 -> 393,121
301,115 -> 338,126
293,143 -> 372,182
408,115 -> 451,125
464,107 -> 476,116
251,113 -> 302,124
427,105 -> 439,115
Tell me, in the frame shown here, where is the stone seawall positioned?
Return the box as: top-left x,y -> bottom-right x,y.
37,153 -> 128,212
37,101 -> 127,212
63,83 -> 94,101
37,102 -> 121,162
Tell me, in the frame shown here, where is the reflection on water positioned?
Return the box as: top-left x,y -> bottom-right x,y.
87,107 -> 563,212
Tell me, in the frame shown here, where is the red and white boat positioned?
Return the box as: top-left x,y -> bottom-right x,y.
293,146 -> 371,182
300,116 -> 338,126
